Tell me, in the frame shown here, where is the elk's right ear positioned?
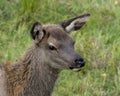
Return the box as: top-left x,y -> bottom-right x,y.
61,14 -> 90,33
30,22 -> 45,42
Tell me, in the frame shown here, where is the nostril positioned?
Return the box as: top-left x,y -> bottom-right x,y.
75,58 -> 84,63
80,61 -> 85,67
75,58 -> 85,67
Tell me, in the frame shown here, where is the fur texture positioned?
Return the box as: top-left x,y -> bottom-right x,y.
0,14 -> 90,96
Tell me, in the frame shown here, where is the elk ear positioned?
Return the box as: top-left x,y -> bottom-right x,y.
61,14 -> 90,33
30,22 -> 45,42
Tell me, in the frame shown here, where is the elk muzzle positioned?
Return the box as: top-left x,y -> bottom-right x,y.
69,57 -> 85,71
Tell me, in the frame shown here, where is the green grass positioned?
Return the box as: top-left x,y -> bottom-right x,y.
0,0 -> 120,96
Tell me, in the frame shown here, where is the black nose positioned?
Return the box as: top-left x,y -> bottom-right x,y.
75,58 -> 85,67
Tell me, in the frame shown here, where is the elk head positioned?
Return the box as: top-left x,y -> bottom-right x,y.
30,14 -> 90,71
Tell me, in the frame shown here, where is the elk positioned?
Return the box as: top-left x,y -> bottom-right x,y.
0,13 -> 90,96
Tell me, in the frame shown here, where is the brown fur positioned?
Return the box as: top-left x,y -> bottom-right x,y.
0,65 -> 7,96
0,25 -> 71,96
0,14 -> 90,96
3,45 -> 59,96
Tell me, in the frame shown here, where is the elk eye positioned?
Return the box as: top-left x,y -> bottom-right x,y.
49,45 -> 56,50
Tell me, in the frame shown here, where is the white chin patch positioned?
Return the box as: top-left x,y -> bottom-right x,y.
72,68 -> 81,71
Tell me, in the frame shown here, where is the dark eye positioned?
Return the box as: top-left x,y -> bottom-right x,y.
49,45 -> 56,50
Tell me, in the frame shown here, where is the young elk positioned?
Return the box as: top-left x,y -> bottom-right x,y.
0,14 -> 90,96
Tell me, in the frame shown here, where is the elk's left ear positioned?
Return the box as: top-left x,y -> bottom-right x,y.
61,14 -> 90,33
30,22 -> 45,42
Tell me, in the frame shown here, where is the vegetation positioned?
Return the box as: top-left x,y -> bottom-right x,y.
0,0 -> 120,96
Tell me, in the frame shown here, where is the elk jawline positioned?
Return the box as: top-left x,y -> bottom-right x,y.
72,67 -> 81,71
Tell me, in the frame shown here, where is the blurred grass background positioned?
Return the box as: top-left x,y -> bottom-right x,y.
0,0 -> 120,96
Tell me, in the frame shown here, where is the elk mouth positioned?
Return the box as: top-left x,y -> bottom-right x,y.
69,60 -> 85,72
69,67 -> 82,72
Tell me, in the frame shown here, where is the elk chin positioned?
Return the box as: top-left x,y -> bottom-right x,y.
72,68 -> 81,72
69,67 -> 81,72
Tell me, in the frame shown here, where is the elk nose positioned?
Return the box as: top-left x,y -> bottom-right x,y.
75,58 -> 85,67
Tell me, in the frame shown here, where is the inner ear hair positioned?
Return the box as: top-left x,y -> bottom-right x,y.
30,22 -> 45,42
61,13 -> 90,33
31,22 -> 42,40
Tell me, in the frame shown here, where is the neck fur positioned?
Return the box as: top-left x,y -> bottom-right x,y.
6,45 -> 60,96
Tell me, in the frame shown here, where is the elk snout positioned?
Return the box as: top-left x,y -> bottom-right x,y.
74,58 -> 85,68
70,57 -> 85,71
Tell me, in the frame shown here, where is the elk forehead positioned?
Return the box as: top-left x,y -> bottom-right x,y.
44,24 -> 73,46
